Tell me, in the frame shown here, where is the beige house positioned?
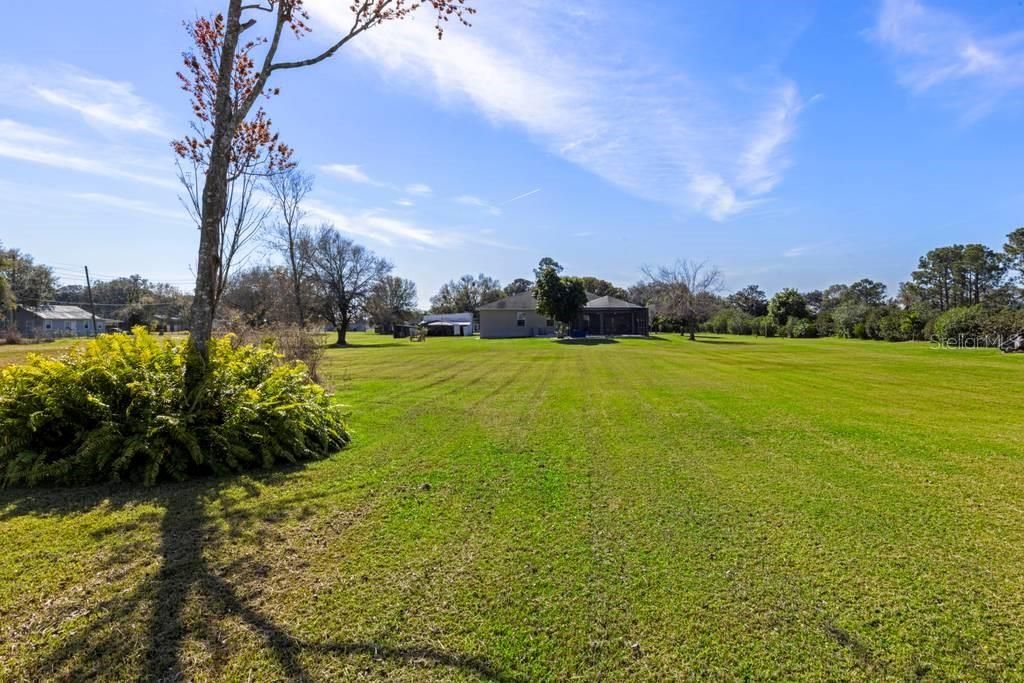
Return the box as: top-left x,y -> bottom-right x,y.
479,291 -> 650,338
478,292 -> 559,338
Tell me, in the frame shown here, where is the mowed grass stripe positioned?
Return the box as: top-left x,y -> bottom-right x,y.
3,333 -> 1024,681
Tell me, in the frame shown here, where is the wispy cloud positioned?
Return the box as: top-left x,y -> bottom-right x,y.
305,198 -> 521,251
783,245 -> 811,258
69,192 -> 184,220
306,199 -> 455,248
306,2 -> 807,221
873,0 -> 1024,119
0,119 -> 175,188
320,163 -> 381,185
0,64 -> 169,136
405,183 -> 432,196
394,198 -> 415,207
455,194 -> 501,215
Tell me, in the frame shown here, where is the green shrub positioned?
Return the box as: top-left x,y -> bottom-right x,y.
784,316 -> 817,338
0,328 -> 349,487
753,315 -> 777,337
705,308 -> 754,335
932,306 -> 986,345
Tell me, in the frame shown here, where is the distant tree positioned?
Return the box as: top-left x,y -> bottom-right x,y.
366,276 -> 417,330
221,265 -> 295,326
768,288 -> 809,326
643,260 -> 724,341
0,246 -> 12,316
626,280 -> 659,307
576,276 -> 628,299
802,290 -> 824,316
533,257 -> 563,278
266,167 -> 314,326
430,274 -> 503,314
173,0 -> 476,378
533,261 -> 587,330
1005,227 -> 1024,291
960,244 -> 1007,305
0,247 -> 56,306
912,244 -> 1005,310
502,278 -> 533,297
820,283 -> 849,312
727,284 -> 768,317
846,278 -> 888,306
306,226 -> 392,346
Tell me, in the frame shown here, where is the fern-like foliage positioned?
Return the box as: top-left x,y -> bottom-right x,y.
0,328 -> 348,487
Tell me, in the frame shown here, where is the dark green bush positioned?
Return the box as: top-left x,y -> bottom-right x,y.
0,328 -> 349,487
932,306 -> 986,345
784,316 -> 817,338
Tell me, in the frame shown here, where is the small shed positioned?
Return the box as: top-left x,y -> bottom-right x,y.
421,312 -> 474,336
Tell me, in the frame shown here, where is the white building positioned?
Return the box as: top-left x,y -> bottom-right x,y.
421,312 -> 474,336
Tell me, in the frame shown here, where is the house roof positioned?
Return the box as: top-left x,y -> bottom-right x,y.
480,291 -> 641,312
479,291 -> 605,311
21,305 -> 95,320
422,312 -> 473,323
584,295 -> 644,309
479,291 -> 539,311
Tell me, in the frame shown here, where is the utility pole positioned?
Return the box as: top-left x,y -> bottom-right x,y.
84,266 -> 98,336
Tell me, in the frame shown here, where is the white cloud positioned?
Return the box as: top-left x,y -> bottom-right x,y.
783,245 -> 811,258
306,199 -> 455,247
0,64 -> 168,136
394,198 -> 415,207
405,183 -> 432,196
306,1 -> 806,221
738,83 -> 803,196
873,0 -> 1024,118
305,199 -> 522,251
455,194 -> 501,215
69,192 -> 184,220
0,119 -> 175,188
320,163 -> 375,184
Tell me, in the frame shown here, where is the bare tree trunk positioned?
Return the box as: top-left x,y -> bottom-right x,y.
336,325 -> 346,346
289,246 -> 305,327
187,0 -> 243,381
688,320 -> 696,341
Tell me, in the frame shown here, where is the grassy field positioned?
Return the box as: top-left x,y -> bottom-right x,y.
2,332 -> 1024,680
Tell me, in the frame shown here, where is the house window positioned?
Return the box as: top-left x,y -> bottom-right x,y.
516,312 -> 526,327
44,322 -> 51,330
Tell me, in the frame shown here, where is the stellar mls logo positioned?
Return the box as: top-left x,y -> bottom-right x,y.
929,334 -> 1019,350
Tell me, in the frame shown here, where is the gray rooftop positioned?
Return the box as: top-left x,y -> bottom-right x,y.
21,305 -> 95,320
584,295 -> 644,309
480,291 -> 639,311
479,292 -> 541,311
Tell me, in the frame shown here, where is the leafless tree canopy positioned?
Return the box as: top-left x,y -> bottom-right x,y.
265,168 -> 314,325
305,224 -> 393,345
642,260 -> 724,340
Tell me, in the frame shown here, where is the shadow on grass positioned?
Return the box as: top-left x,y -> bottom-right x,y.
1,470 -> 517,682
693,336 -> 753,345
554,337 -> 619,345
331,341 -> 408,349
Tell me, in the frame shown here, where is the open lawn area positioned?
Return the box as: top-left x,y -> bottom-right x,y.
3,332 -> 1024,680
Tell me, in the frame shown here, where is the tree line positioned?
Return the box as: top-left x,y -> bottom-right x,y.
696,230 -> 1024,345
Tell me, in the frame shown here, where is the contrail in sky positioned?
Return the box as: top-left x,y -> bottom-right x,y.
501,188 -> 541,205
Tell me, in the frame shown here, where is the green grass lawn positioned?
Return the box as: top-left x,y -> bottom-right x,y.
3,332 -> 1024,680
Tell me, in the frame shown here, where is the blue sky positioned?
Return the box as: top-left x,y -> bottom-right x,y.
3,0 -> 1024,305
